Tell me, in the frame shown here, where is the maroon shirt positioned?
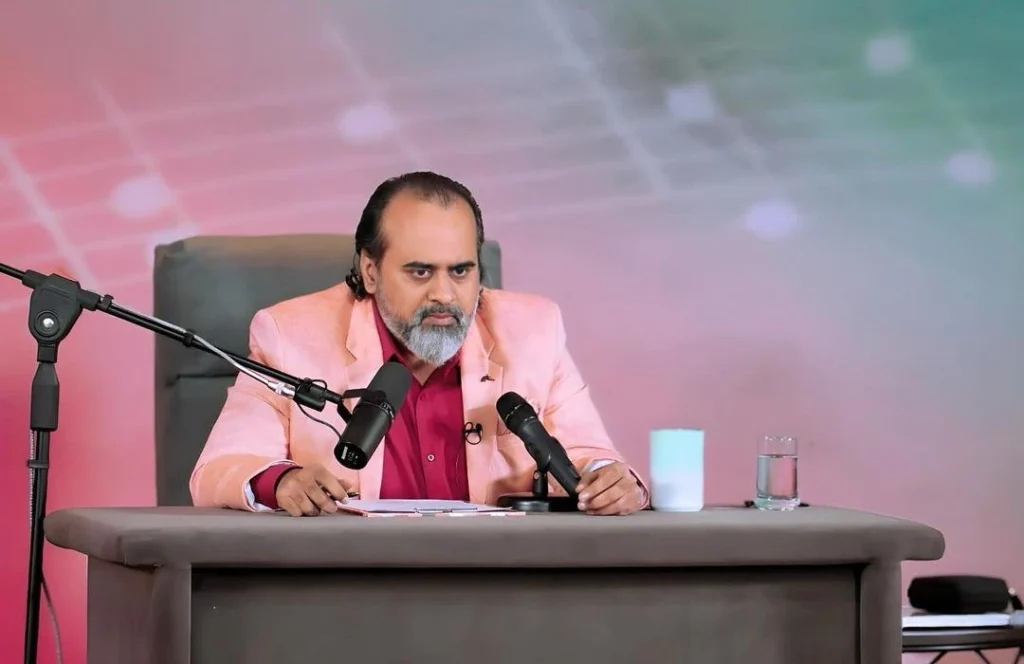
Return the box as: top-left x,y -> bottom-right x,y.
251,299 -> 468,507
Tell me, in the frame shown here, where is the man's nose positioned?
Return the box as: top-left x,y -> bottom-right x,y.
429,274 -> 457,304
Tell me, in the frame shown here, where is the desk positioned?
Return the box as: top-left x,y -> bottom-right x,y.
45,505 -> 943,664
903,626 -> 1024,663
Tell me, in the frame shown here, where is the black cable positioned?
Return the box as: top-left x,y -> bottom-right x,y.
28,432 -> 62,664
296,379 -> 344,441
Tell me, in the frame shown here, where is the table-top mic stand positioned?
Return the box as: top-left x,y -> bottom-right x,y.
496,444 -> 579,513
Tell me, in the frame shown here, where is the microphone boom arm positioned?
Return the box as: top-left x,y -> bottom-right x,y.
1,262 -> 353,418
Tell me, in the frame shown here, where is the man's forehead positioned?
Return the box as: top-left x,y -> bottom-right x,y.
380,194 -> 477,257
383,192 -> 475,226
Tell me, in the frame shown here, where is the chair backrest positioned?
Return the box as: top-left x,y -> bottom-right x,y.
152,234 -> 503,506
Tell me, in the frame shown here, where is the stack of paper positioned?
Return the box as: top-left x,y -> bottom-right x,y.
335,499 -> 525,517
902,607 -> 1024,629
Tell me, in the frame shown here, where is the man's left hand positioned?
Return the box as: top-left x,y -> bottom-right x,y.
576,461 -> 646,516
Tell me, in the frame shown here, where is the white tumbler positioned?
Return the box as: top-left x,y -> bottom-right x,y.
649,428 -> 705,512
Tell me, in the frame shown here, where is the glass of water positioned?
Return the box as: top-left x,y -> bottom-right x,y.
754,435 -> 799,510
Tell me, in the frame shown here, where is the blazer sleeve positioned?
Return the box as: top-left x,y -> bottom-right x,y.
189,309 -> 295,510
541,305 -> 650,502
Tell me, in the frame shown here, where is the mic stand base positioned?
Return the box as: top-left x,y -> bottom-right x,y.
496,461 -> 579,513
495,494 -> 579,513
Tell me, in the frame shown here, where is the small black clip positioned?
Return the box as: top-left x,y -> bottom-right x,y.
463,422 -> 483,445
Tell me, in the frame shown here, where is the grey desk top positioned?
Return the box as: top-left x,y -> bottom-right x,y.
44,505 -> 944,569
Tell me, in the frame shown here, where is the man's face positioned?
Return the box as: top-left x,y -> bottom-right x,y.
360,190 -> 481,366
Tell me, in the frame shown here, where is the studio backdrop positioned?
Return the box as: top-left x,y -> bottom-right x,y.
0,2 -> 1022,663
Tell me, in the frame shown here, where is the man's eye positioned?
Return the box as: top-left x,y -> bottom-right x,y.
451,266 -> 468,277
412,269 -> 431,279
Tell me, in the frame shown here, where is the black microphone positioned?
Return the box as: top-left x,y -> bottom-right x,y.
333,362 -> 412,470
463,422 -> 483,445
496,391 -> 581,496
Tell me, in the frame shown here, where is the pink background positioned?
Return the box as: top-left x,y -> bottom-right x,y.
2,2 -> 1022,662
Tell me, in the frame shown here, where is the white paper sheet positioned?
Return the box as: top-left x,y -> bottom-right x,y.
337,499 -> 513,514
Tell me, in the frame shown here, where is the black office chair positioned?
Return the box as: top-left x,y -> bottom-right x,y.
151,234 -> 503,506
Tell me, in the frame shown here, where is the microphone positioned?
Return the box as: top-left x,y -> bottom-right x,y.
463,422 -> 483,445
495,391 -> 582,513
333,362 -> 412,470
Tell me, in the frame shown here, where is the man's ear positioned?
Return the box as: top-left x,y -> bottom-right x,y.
359,252 -> 378,295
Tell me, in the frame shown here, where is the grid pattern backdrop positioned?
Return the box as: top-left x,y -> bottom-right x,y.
1,2 -> 1022,662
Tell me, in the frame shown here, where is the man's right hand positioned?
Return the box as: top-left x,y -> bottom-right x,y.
274,464 -> 352,517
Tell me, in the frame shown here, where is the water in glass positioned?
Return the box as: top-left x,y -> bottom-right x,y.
754,435 -> 799,510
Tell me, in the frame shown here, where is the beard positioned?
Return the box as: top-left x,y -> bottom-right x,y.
375,285 -> 479,366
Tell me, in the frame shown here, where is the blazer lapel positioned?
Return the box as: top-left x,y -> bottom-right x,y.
343,297 -> 387,499
459,316 -> 504,504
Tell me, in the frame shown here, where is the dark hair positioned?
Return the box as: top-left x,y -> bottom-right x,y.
345,171 -> 485,299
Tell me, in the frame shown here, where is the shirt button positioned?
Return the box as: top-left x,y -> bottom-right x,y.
426,454 -> 435,462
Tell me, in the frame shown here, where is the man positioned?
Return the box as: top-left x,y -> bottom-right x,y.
190,171 -> 648,516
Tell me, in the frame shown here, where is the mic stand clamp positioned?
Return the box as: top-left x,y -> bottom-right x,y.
496,447 -> 579,513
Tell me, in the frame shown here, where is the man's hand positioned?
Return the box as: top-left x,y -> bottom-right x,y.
275,464 -> 352,517
576,461 -> 646,516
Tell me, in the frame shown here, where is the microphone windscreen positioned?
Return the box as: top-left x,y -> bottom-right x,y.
496,391 -> 534,429
368,361 -> 413,413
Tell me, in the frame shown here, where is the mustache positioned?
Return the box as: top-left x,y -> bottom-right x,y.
412,303 -> 466,325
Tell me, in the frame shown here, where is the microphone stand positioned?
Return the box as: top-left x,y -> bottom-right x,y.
496,441 -> 580,513
0,261 -> 353,664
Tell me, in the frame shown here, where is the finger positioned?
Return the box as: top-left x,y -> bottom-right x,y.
290,490 -> 320,516
584,481 -> 629,512
575,471 -> 596,492
300,477 -> 336,514
278,495 -> 304,518
587,493 -> 634,516
577,466 -> 625,505
311,467 -> 349,503
300,495 -> 321,516
311,488 -> 338,513
576,459 -> 618,489
586,482 -> 640,515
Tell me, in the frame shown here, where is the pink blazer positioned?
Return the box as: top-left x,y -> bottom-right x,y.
190,284 -> 645,510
